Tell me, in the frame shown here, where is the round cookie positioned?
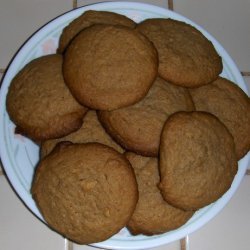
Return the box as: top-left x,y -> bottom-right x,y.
159,111 -> 238,211
125,152 -> 194,236
189,77 -> 250,160
63,24 -> 158,110
32,143 -> 138,244
40,110 -> 124,158
6,54 -> 87,141
98,77 -> 194,156
137,18 -> 222,87
58,10 -> 136,53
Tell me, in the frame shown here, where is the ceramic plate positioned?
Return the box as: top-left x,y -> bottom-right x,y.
0,2 -> 249,250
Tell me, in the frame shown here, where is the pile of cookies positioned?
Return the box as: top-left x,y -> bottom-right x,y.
6,10 -> 250,244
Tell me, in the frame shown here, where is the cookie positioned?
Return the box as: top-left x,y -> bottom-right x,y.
63,24 -> 158,110
189,77 -> 250,159
98,77 -> 194,156
6,54 -> 87,141
137,18 -> 222,87
125,152 -> 194,235
32,143 -> 138,244
40,110 -> 124,158
58,10 -> 136,53
159,111 -> 238,211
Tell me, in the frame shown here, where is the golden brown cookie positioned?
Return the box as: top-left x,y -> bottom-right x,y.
125,152 -> 194,236
32,143 -> 138,244
189,77 -> 250,159
63,24 -> 158,110
137,18 -> 222,87
98,77 -> 194,156
58,10 -> 136,53
159,111 -> 238,211
40,110 -> 124,158
6,54 -> 87,141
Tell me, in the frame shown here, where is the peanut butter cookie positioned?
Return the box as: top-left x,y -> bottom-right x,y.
159,111 -> 238,211
32,143 -> 138,244
125,152 -> 194,235
6,54 -> 87,141
58,10 -> 136,53
63,24 -> 158,110
137,18 -> 222,87
40,110 -> 124,158
98,77 -> 194,156
190,77 -> 250,159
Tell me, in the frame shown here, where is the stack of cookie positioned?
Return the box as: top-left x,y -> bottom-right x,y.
6,10 -> 250,244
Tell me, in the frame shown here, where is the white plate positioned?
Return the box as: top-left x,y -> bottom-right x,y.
0,2 -> 249,250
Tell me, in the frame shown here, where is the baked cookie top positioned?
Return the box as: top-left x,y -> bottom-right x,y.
159,111 -> 238,211
137,18 -> 222,87
6,54 -> 87,141
190,77 -> 250,159
98,77 -> 194,156
32,143 -> 138,244
125,152 -> 194,236
40,110 -> 124,158
58,10 -> 136,53
63,24 -> 158,110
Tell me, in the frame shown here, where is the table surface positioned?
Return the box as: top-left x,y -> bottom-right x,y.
0,1 -> 249,250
